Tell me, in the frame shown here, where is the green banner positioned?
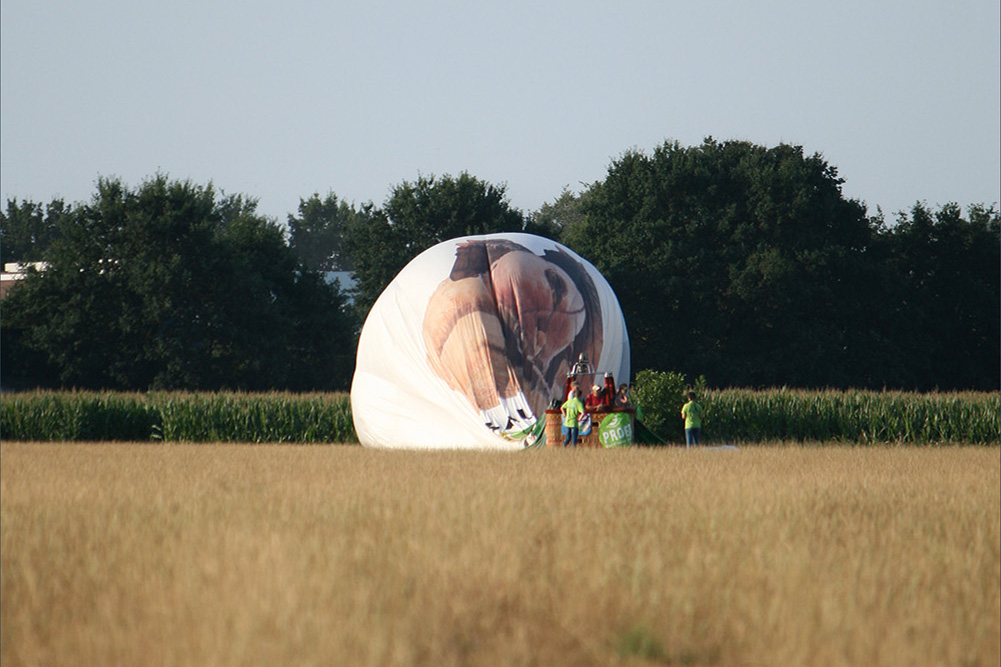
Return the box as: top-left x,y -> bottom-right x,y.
598,412 -> 633,448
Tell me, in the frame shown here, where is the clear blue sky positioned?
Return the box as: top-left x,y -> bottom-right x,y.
2,1 -> 998,224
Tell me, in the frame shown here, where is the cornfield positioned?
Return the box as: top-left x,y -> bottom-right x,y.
702,388 -> 1000,445
0,391 -> 356,444
151,392 -> 355,443
0,388 -> 997,444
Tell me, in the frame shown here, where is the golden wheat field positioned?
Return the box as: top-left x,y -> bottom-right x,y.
1,443 -> 998,667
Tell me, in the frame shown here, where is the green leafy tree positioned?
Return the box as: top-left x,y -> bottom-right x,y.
631,369 -> 706,442
1,198 -> 68,265
561,138 -> 881,388
345,172 -> 528,317
527,187 -> 586,238
287,192 -> 369,272
1,175 -> 355,390
874,202 -> 1000,390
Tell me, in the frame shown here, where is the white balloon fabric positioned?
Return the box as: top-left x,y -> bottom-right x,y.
351,233 -> 630,449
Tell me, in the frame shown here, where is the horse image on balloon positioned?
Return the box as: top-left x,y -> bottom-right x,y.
422,238 -> 604,434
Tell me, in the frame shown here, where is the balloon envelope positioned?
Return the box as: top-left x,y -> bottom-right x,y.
351,233 -> 629,449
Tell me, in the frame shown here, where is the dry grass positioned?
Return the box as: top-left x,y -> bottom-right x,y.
1,443 -> 998,667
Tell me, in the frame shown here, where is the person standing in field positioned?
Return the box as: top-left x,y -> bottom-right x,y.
681,391 -> 703,447
561,389 -> 585,447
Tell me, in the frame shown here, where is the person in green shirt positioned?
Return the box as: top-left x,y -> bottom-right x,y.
681,391 -> 703,448
561,389 -> 586,448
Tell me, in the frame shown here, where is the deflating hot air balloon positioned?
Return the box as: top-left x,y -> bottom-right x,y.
351,233 -> 629,449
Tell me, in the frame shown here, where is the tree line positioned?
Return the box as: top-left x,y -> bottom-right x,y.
2,138 -> 998,392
